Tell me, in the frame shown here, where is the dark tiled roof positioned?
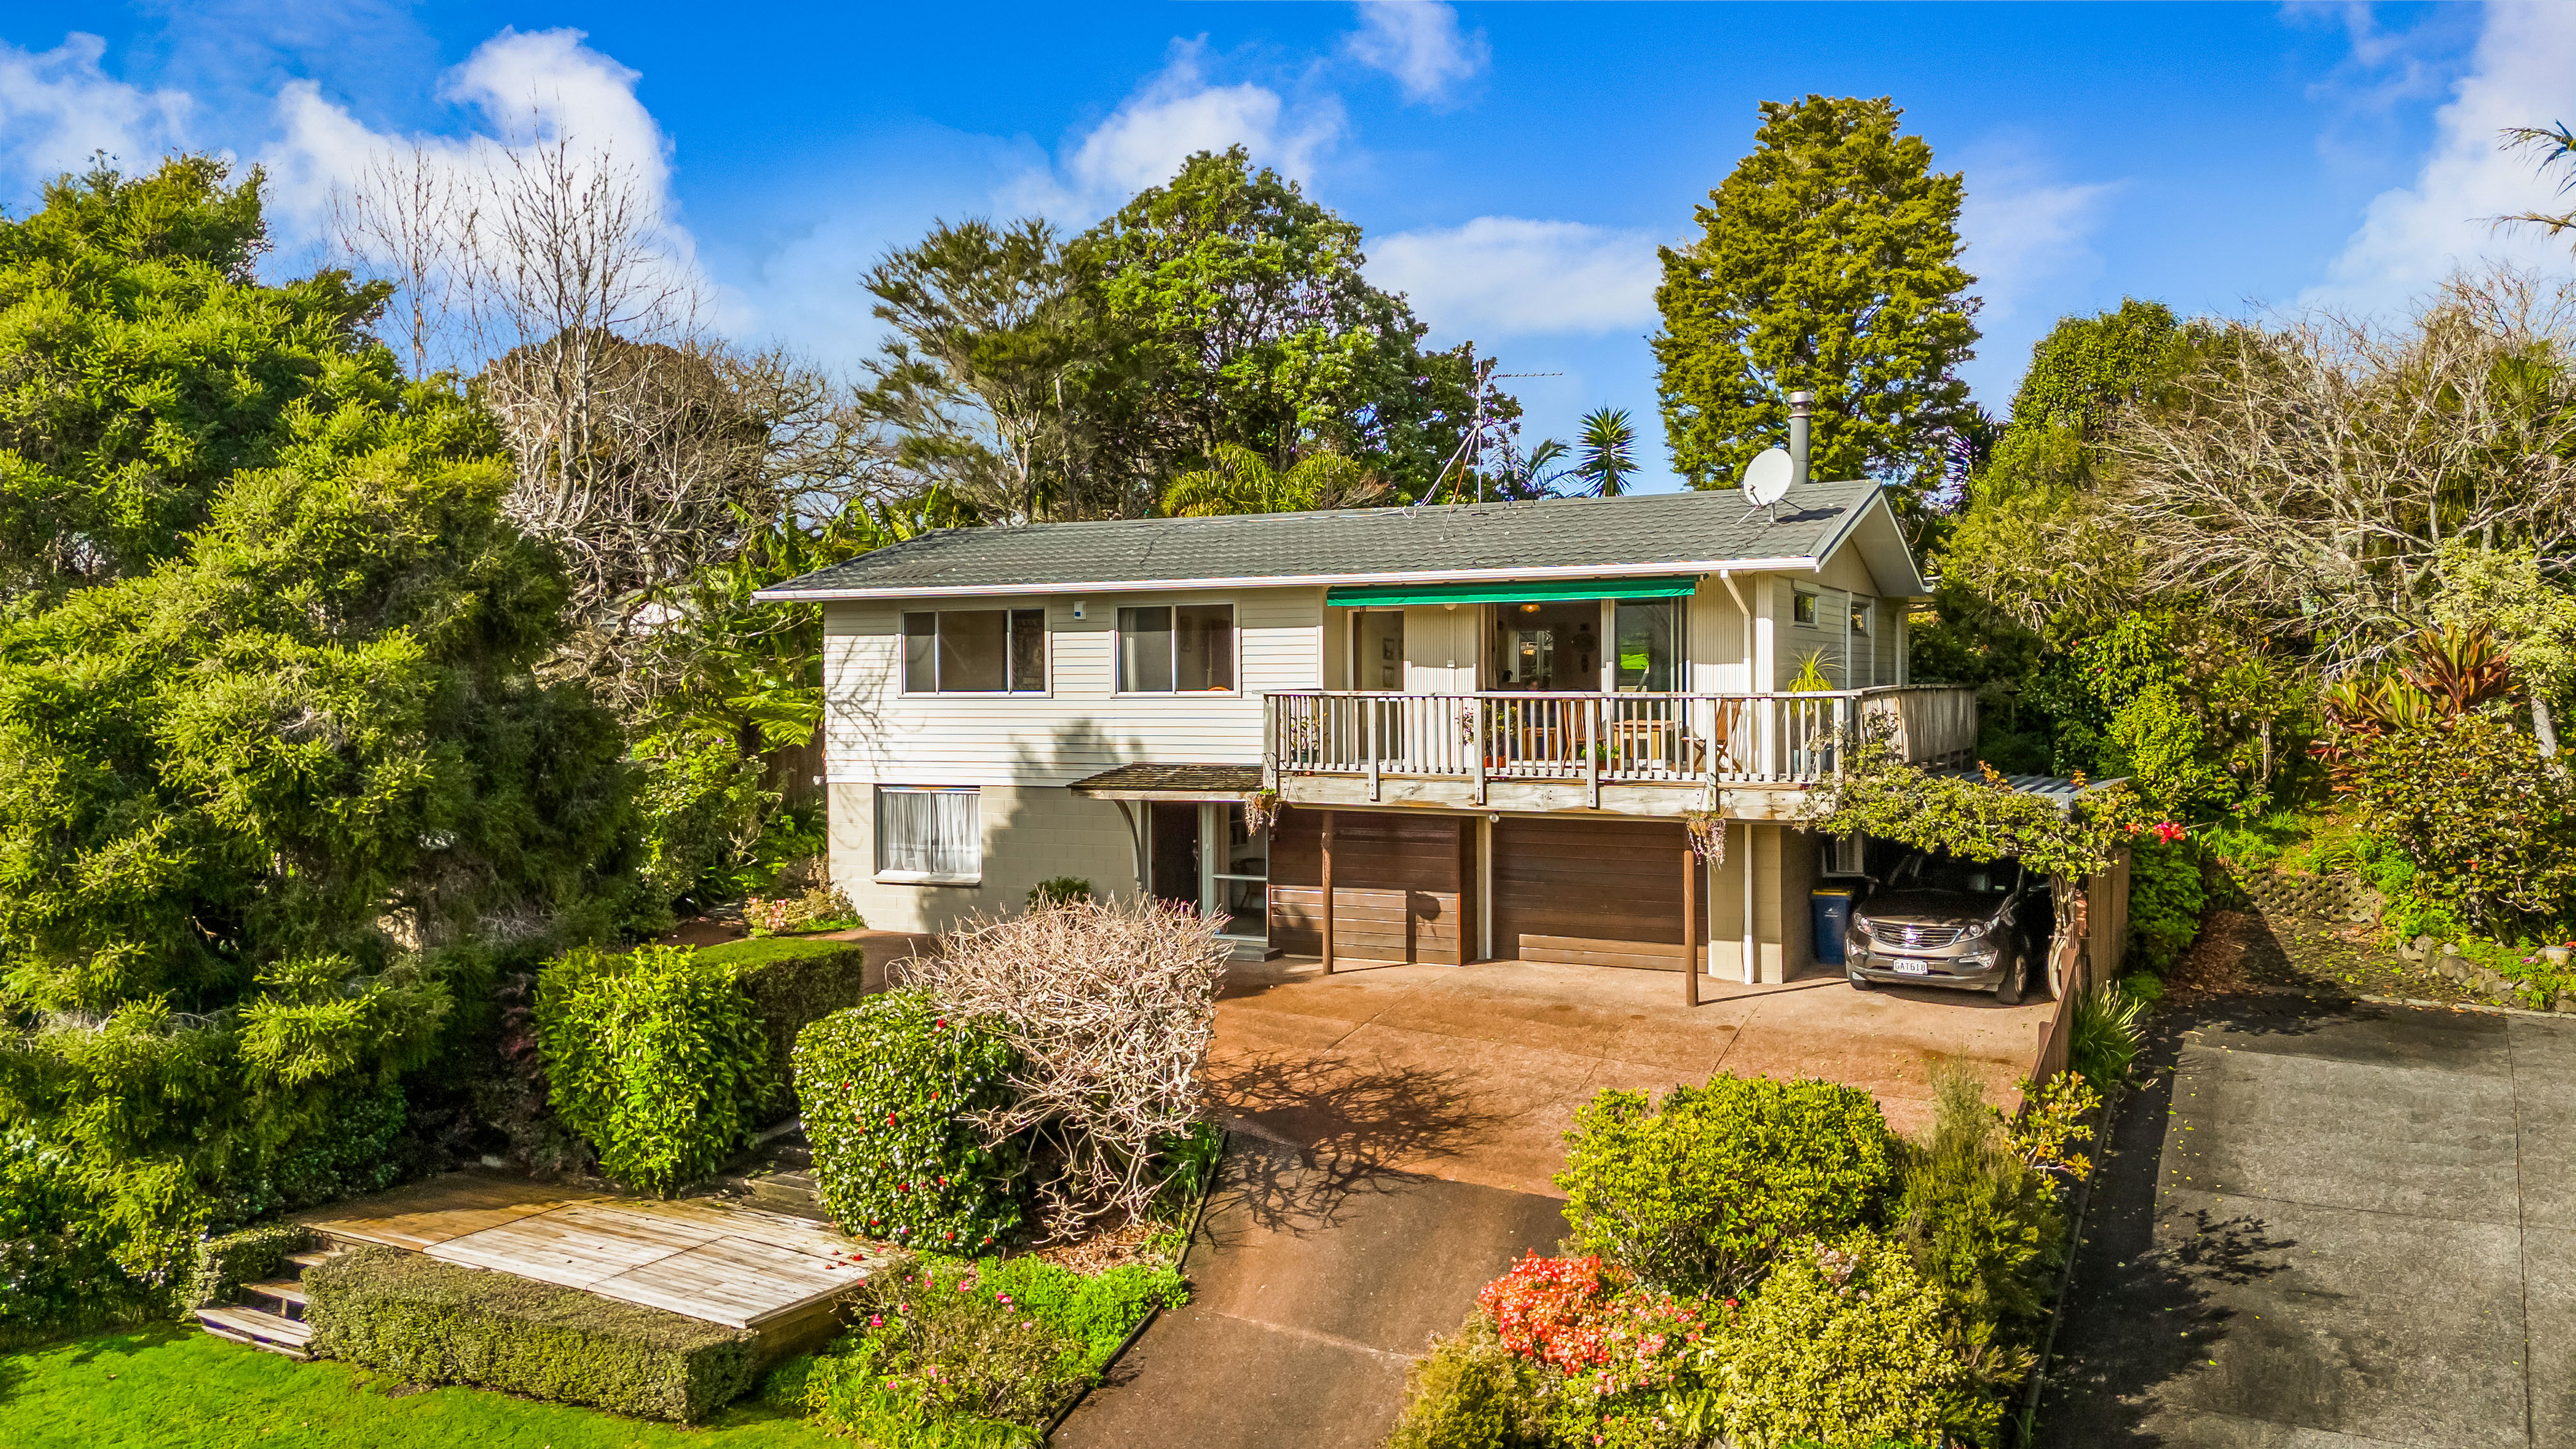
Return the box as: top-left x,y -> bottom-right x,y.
758,480 -> 1883,598
1066,763 -> 1265,797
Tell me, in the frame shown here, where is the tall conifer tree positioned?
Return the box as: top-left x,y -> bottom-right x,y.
1653,96 -> 1980,509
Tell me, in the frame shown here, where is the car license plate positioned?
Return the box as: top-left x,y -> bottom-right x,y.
1891,958 -> 1931,976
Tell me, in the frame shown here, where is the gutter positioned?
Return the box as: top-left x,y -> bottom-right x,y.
755,555 -> 1829,603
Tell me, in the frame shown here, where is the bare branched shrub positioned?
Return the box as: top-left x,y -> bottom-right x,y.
907,896 -> 1229,1236
2105,270 -> 2576,668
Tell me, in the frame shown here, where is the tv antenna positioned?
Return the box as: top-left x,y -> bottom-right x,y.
1436,370 -> 1566,504
1741,446 -> 1794,521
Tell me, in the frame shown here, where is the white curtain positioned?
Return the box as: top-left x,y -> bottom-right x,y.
878,788 -> 979,877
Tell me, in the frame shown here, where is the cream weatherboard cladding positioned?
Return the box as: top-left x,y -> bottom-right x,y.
822,587 -> 1326,789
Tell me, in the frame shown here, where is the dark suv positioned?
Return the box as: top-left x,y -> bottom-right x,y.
1843,850 -> 2044,1003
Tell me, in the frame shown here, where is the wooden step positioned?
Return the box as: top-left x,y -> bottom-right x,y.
195,1305 -> 314,1360
285,1250 -> 335,1270
241,1280 -> 309,1316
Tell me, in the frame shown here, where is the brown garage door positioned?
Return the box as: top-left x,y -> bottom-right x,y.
1492,816 -> 1691,970
1268,809 -> 1471,965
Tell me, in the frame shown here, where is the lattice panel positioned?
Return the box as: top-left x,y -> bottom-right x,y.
2238,870 -> 2380,923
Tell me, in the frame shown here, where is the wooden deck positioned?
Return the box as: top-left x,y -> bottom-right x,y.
299,1170 -> 885,1335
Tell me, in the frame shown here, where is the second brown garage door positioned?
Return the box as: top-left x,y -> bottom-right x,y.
1492,816 -> 1692,970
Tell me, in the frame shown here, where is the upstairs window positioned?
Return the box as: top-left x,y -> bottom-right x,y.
1851,597 -> 1873,633
1119,604 -> 1235,693
1791,588 -> 1819,626
903,610 -> 1046,693
1614,599 -> 1680,691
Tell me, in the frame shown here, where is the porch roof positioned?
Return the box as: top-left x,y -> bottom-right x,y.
1067,763 -> 1265,801
755,479 -> 1925,601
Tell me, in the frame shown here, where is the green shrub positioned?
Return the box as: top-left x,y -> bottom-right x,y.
957,1254 -> 1188,1367
1701,1235 -> 2000,1449
535,945 -> 778,1194
303,1245 -> 756,1422
2069,983 -> 2147,1085
0,1131 -> 157,1341
2352,713 -> 2576,937
797,990 -> 1027,1252
696,936 -> 874,1110
1026,877 -> 1093,908
220,1081 -> 415,1222
185,1222 -> 316,1309
746,883 -> 865,936
783,1257 -> 1091,1438
2124,833 -> 2205,973
1555,1076 -> 1898,1295
1889,1072 -> 2058,1401
1384,1312 -> 1547,1449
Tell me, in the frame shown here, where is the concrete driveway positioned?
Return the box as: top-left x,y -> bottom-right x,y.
1057,954 -> 2055,1449
2041,997 -> 2576,1447
1206,954 -> 2057,1195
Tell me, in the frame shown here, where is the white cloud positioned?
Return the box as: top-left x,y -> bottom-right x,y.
0,33 -> 191,192
1009,40 -> 1346,220
253,27 -> 721,353
2306,0 -> 2576,313
1343,2 -> 1489,105
1954,144 -> 2120,327
1367,216 -> 1659,338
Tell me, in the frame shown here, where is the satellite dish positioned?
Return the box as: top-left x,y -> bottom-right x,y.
1742,447 -> 1794,516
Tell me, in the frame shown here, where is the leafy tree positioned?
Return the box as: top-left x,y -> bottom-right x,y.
858,218 -> 1108,523
1073,146 -> 1514,503
1653,96 -> 1979,508
0,164 -> 637,1276
1574,407 -> 1639,496
0,156 -> 392,595
2432,541 -> 2576,756
1163,443 -> 1386,516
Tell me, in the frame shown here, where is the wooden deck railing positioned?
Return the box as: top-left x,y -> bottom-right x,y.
1264,686 -> 1977,792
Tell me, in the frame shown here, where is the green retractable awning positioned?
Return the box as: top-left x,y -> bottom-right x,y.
1325,576 -> 1698,607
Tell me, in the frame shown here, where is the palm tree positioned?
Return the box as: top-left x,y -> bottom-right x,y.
1163,444 -> 1388,516
1575,408 -> 1639,496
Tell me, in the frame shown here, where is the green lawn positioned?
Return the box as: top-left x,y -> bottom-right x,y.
0,1327 -> 840,1449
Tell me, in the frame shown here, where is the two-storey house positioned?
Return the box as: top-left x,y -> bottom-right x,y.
756,477 -> 1979,992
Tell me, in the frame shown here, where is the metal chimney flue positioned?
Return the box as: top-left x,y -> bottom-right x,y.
1787,390 -> 1813,491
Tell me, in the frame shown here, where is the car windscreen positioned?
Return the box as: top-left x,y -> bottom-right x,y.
1896,854 -> 2017,896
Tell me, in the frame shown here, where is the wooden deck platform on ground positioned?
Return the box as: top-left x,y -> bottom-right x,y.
298,1170 -> 885,1335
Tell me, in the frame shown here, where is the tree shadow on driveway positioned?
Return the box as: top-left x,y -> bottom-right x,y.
1200,1050 -> 1521,1238
2037,1002 -> 2299,1447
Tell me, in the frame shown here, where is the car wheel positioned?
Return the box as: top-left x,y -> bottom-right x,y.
1995,953 -> 2024,1006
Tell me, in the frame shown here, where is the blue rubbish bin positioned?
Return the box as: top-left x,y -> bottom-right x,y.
1811,886 -> 1857,967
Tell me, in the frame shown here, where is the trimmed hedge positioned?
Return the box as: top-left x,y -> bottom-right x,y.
303,1245 -> 756,1422
536,946 -> 777,1194
696,936 -> 875,1102
187,1222 -> 315,1308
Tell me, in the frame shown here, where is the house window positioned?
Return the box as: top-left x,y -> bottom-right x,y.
1791,589 -> 1819,626
903,610 -> 1046,693
1614,599 -> 1680,691
1851,598 -> 1872,633
1119,604 -> 1235,692
876,786 -> 980,882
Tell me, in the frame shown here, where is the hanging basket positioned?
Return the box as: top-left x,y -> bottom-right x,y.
1243,787 -> 1282,834
1683,806 -> 1728,864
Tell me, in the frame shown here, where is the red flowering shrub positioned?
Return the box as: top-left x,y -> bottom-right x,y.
1475,1252 -> 1722,1400
1480,1253 -> 1623,1372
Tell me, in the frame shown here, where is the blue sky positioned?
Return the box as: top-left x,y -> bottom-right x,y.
4,1 -> 2572,491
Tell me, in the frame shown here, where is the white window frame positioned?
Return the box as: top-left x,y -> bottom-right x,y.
873,785 -> 982,885
900,608 -> 1050,696
1115,599 -> 1240,696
